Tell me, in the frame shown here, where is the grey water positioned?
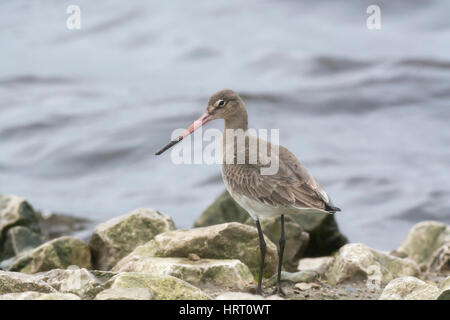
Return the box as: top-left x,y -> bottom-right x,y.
1,0 -> 450,250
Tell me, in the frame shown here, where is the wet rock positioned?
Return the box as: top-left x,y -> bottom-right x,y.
194,190 -> 347,256
326,243 -> 420,285
215,292 -> 283,300
35,267 -> 105,299
0,271 -> 55,294
89,208 -> 175,270
106,272 -> 210,300
266,270 -> 317,286
1,226 -> 44,259
0,291 -> 80,300
9,236 -> 92,274
244,215 -> 309,271
298,256 -> 334,276
379,277 -> 439,300
0,195 -> 41,257
396,221 -> 450,271
119,222 -> 277,278
114,256 -> 254,290
95,287 -> 154,300
437,276 -> 450,300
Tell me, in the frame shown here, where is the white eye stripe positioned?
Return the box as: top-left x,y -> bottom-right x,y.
216,99 -> 226,107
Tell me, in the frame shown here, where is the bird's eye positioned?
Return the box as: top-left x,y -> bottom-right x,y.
217,100 -> 225,107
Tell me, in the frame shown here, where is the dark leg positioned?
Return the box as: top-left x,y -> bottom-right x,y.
274,214 -> 286,296
255,219 -> 266,296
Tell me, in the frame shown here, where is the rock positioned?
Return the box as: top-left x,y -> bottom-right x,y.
95,287 -> 154,300
35,267 -> 106,299
429,244 -> 449,275
194,191 -> 249,227
114,256 -> 254,290
120,222 -> 277,278
396,221 -> 450,271
0,271 -> 55,294
244,215 -> 309,271
437,276 -> 450,300
0,291 -> 80,300
379,277 -> 439,300
295,282 -> 319,291
1,226 -> 44,259
266,270 -> 317,286
8,236 -> 92,274
298,256 -> 334,276
194,190 -> 347,257
0,195 -> 41,257
326,243 -> 420,285
106,272 -> 210,300
215,292 -> 283,300
89,208 -> 175,270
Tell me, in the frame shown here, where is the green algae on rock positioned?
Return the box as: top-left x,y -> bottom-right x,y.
106,272 -> 210,300
119,222 -> 277,278
114,256 -> 254,290
89,208 -> 175,270
8,236 -> 91,274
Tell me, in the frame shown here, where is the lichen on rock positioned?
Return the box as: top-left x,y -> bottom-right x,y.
8,236 -> 92,274
118,222 -> 277,278
106,272 -> 210,300
114,256 -> 254,290
89,208 -> 175,270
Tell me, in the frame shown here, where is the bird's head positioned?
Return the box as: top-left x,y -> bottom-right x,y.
155,89 -> 245,155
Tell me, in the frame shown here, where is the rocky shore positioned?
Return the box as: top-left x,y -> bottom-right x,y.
0,192 -> 448,300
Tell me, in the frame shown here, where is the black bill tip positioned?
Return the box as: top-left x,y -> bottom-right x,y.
155,139 -> 181,155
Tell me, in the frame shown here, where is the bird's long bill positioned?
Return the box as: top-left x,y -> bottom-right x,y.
155,112 -> 212,155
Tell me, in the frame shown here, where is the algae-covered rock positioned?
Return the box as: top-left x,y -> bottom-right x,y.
0,291 -> 80,300
437,276 -> 450,300
298,256 -> 334,276
326,243 -> 420,285
120,222 -> 277,278
244,215 -> 309,271
2,226 -> 44,259
396,221 -> 450,271
379,277 -> 439,300
194,190 -> 347,257
35,267 -> 105,299
194,191 -> 249,227
0,195 -> 41,258
106,272 -> 210,300
95,287 -> 154,300
89,208 -> 175,270
9,236 -> 92,274
0,271 -> 55,294
114,256 -> 254,290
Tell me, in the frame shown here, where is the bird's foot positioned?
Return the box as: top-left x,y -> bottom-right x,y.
272,284 -> 286,297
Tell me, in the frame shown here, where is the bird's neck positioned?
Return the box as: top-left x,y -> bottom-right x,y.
224,111 -> 248,131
